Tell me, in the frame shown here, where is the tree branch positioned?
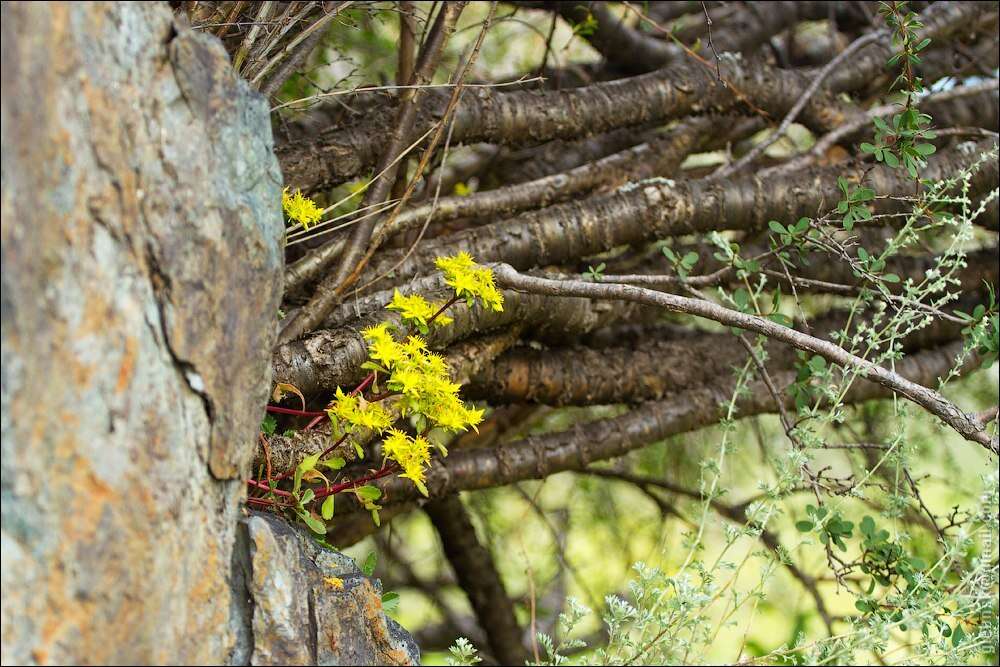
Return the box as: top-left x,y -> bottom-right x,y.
425,494 -> 529,665
492,264 -> 996,451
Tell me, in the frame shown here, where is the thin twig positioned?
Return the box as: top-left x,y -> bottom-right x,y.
711,29 -> 885,179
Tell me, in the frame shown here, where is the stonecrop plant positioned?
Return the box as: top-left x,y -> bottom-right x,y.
282,186 -> 323,230
249,252 -> 503,531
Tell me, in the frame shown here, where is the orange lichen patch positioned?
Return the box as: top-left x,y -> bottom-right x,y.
115,336 -> 137,394
76,290 -> 114,337
186,546 -> 230,644
60,464 -> 115,543
38,552 -> 95,661
348,579 -> 414,664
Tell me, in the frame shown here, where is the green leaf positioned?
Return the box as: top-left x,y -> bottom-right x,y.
768,313 -> 793,327
951,623 -> 965,647
860,516 -> 875,535
883,151 -> 900,168
381,591 -> 400,612
361,551 -> 378,577
321,495 -> 335,520
882,273 -> 900,283
320,456 -> 347,471
769,220 -> 786,235
356,485 -> 382,502
299,452 -> 320,473
297,510 -> 327,535
294,452 -> 321,495
854,188 -> 875,202
299,488 -> 315,505
860,142 -> 876,154
915,142 -> 936,156
733,288 -> 750,310
855,600 -> 872,613
261,414 -> 277,436
795,521 -> 814,532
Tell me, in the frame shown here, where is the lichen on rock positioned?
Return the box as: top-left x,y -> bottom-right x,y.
0,2 -> 417,664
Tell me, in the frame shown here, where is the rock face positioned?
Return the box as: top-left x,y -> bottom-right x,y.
240,512 -> 420,665
0,2 -> 416,664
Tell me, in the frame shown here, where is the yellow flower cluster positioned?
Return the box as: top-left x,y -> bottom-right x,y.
327,387 -> 392,434
362,324 -> 484,434
282,187 -> 323,229
386,289 -> 452,334
382,428 -> 432,496
320,256 -> 503,500
435,252 -> 504,312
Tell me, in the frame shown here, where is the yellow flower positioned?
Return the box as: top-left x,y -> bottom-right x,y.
435,251 -> 476,274
435,252 -> 504,312
403,335 -> 429,355
363,323 -> 405,369
382,428 -> 432,496
282,187 -> 323,229
386,290 -> 451,332
421,351 -> 449,378
389,365 -> 424,397
327,387 -> 392,434
427,393 -> 484,433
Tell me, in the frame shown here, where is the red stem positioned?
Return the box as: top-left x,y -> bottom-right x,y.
350,372 -> 376,396
319,433 -> 350,460
246,496 -> 293,508
303,414 -> 326,431
312,462 -> 398,500
266,405 -> 327,417
428,295 -> 460,326
247,478 -> 293,497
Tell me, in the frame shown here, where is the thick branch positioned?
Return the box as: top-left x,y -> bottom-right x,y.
273,286 -> 648,396
283,114 -> 760,294
464,291 -> 982,406
424,494 -> 528,666
277,2 -> 990,191
369,341 -> 984,505
492,264 -> 995,450
351,141 -> 997,294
